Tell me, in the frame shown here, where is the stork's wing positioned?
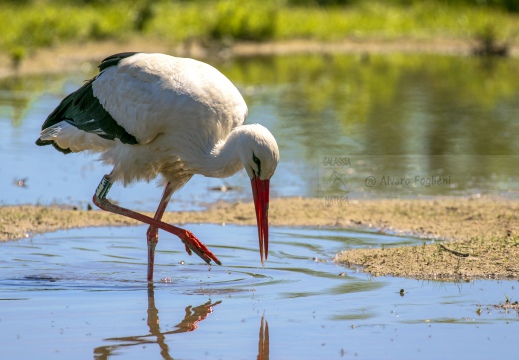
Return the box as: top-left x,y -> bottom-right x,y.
99,52 -> 140,72
91,53 -> 248,146
36,53 -> 140,153
37,52 -> 248,153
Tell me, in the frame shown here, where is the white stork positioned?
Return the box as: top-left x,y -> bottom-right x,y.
36,52 -> 279,282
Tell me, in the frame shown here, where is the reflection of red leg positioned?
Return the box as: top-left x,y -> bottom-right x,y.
92,175 -> 221,282
258,315 -> 270,360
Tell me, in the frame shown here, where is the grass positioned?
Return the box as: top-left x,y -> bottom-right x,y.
1,0 -> 519,64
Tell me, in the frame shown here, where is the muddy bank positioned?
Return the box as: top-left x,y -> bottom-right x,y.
1,196 -> 517,280
2,37 -> 517,79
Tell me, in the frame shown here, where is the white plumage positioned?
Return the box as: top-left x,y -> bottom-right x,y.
37,52 -> 279,281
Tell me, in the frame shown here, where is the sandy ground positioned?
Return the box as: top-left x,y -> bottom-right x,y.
2,37 -> 519,79
1,197 -> 518,280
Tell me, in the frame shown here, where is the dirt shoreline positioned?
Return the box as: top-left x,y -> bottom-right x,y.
2,37 -> 518,79
1,197 -> 517,280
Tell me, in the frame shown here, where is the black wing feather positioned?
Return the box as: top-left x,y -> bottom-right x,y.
99,52 -> 141,71
36,52 -> 141,153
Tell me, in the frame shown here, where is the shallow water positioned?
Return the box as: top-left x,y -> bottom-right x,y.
2,53 -> 519,358
1,54 -> 519,210
1,224 -> 518,359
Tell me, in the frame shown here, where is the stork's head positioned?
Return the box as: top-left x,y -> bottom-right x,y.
238,124 -> 279,265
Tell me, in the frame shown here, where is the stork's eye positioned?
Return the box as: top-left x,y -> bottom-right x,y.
252,153 -> 261,177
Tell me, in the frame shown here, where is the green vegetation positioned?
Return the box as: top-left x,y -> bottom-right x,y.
1,0 -> 519,62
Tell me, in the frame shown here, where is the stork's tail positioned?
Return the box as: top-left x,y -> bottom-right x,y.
36,120 -> 116,154
36,122 -> 72,154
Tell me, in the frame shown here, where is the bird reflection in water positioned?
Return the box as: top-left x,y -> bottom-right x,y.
94,284 -> 270,359
93,284 -> 220,359
257,315 -> 270,360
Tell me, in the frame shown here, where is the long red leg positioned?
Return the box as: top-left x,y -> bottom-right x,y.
92,175 -> 221,282
146,182 -> 175,282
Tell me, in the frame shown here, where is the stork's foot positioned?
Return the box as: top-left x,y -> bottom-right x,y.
94,194 -> 221,266
180,230 -> 222,266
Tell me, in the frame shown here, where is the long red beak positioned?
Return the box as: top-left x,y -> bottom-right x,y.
251,176 -> 270,266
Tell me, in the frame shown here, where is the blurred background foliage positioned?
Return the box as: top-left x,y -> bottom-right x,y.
1,0 -> 518,64
287,0 -> 518,12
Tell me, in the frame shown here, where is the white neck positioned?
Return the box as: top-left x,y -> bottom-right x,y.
190,123 -> 278,180
199,127 -> 246,178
